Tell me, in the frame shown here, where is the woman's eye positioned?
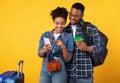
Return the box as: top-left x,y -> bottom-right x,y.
55,23 -> 59,25
61,23 -> 65,25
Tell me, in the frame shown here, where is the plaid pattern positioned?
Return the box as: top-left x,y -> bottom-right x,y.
64,20 -> 102,79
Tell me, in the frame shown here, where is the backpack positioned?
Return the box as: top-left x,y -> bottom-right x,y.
82,22 -> 108,67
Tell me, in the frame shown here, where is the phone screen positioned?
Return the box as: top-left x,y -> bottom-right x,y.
43,38 -> 51,46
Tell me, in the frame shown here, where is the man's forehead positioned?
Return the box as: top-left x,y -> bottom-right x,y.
70,8 -> 82,14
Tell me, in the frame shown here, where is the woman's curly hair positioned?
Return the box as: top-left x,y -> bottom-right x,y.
50,7 -> 68,22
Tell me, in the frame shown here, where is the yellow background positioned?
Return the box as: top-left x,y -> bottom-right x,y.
0,0 -> 120,83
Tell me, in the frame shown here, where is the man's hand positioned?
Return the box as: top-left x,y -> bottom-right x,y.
76,41 -> 93,53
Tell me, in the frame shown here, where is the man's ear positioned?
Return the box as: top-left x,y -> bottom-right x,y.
82,13 -> 84,17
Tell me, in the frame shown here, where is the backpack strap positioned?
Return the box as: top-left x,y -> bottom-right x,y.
82,22 -> 91,45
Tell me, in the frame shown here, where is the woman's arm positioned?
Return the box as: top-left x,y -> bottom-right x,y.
60,44 -> 70,62
55,40 -> 72,62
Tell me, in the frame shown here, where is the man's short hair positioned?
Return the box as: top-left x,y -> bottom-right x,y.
72,2 -> 85,13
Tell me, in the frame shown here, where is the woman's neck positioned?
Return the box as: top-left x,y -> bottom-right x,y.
54,30 -> 62,34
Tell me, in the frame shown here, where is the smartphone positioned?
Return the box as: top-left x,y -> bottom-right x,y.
43,38 -> 51,46
74,36 -> 83,42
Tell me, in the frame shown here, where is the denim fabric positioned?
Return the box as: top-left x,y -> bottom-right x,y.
38,30 -> 74,83
38,30 -> 74,62
67,76 -> 93,83
40,58 -> 67,83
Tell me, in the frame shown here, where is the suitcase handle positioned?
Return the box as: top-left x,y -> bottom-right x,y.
18,60 -> 24,65
17,60 -> 24,77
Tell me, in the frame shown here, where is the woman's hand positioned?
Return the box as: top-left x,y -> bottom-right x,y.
43,44 -> 52,52
55,40 -> 63,47
39,44 -> 52,57
55,40 -> 70,62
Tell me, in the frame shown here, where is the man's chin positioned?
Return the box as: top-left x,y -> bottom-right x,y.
70,21 -> 77,25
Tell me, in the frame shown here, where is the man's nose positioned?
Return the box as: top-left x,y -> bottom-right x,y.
70,15 -> 75,20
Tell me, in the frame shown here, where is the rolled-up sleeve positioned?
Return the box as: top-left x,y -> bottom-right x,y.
38,33 -> 45,57
89,25 -> 102,56
66,34 -> 74,62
